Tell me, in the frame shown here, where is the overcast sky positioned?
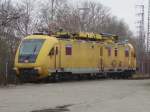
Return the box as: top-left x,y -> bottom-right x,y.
73,0 -> 148,34
99,0 -> 148,33
99,0 -> 137,32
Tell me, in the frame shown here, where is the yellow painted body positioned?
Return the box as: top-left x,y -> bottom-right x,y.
14,34 -> 136,80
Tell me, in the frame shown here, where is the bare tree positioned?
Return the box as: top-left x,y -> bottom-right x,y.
15,0 -> 37,37
0,0 -> 20,84
37,0 -> 67,32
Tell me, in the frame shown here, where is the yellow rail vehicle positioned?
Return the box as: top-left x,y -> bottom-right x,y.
14,32 -> 136,81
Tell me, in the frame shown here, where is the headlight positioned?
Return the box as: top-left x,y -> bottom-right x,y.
34,67 -> 42,74
13,67 -> 19,74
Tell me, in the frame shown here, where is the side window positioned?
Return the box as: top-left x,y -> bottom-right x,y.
49,47 -> 54,56
49,46 -> 58,56
108,48 -> 111,56
125,48 -> 129,57
66,45 -> 72,55
134,53 -> 136,58
131,51 -> 135,58
114,48 -> 118,57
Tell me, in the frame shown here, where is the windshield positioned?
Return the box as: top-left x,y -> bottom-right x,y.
18,39 -> 45,63
19,39 -> 45,55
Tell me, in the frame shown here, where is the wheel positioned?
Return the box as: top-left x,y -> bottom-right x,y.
55,74 -> 60,82
48,74 -> 58,83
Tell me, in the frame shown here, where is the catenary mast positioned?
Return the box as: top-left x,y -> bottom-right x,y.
147,0 -> 150,52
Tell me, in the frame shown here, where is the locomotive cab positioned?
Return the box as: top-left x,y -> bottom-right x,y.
14,35 -> 58,81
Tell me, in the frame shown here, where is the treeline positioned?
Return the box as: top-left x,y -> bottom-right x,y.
0,0 -> 133,84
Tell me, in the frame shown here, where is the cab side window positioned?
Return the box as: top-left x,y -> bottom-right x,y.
66,45 -> 72,55
131,51 -> 135,58
49,47 -> 54,56
134,53 -> 136,58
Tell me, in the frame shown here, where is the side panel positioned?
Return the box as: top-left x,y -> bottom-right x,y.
59,39 -> 101,73
56,39 -> 136,74
118,45 -> 125,70
103,44 -> 115,71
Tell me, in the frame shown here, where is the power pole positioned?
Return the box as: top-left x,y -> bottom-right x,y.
51,0 -> 55,21
136,5 -> 145,50
146,0 -> 150,75
78,8 -> 90,32
136,4 -> 145,73
147,0 -> 150,52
